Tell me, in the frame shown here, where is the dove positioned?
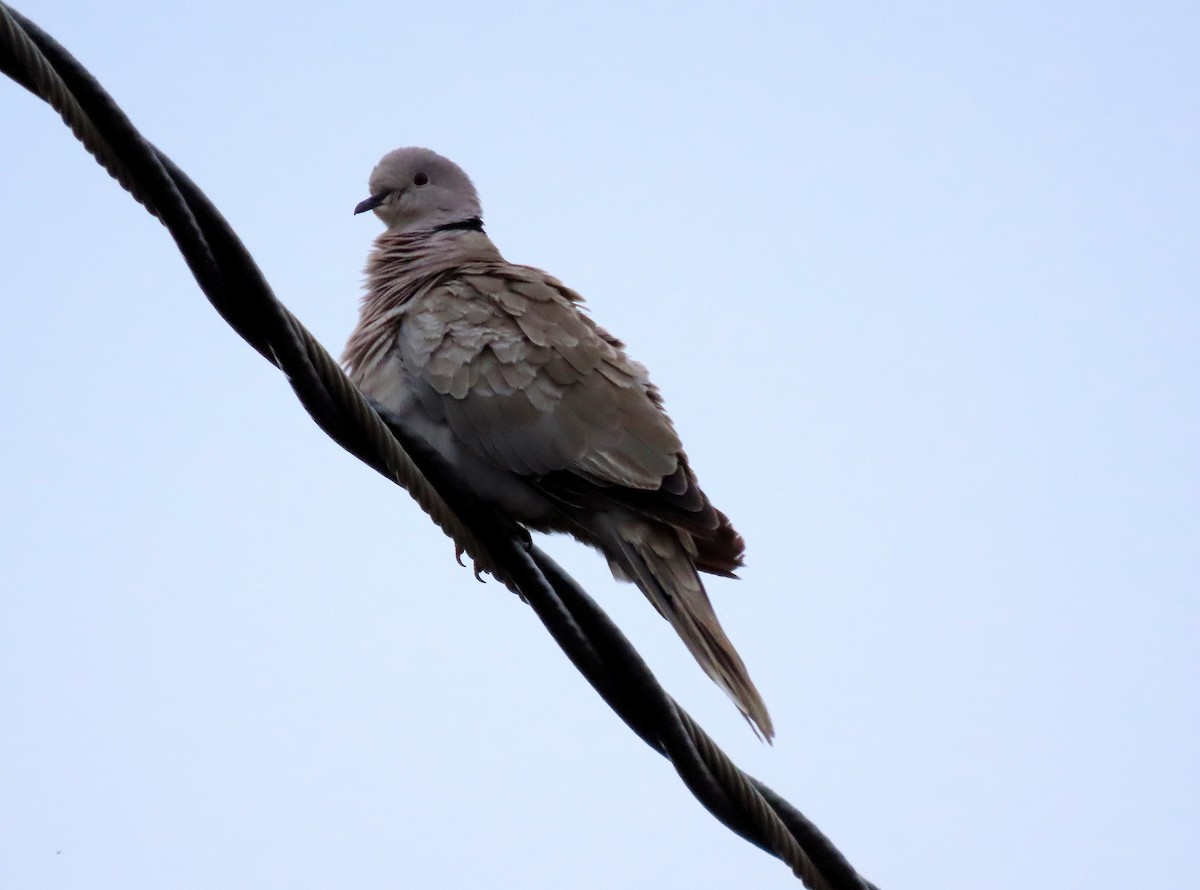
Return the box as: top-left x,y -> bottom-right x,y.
343,147 -> 773,740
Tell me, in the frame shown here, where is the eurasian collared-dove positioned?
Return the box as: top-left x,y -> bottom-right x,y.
343,147 -> 773,740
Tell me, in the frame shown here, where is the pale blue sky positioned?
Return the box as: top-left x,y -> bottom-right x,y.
1,3 -> 1197,888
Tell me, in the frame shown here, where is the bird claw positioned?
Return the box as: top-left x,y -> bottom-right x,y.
455,543 -> 489,582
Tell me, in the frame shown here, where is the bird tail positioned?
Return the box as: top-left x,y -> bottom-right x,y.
592,514 -> 774,741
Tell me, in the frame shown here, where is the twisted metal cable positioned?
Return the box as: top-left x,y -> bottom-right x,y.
0,6 -> 878,888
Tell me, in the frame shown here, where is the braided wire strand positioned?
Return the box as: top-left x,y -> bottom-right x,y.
0,4 -> 140,203
0,7 -> 878,888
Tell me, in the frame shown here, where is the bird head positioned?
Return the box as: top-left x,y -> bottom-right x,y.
354,147 -> 483,233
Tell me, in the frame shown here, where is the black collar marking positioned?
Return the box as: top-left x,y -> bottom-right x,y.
433,217 -> 485,233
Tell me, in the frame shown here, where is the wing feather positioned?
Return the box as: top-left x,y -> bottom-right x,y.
392,262 -> 742,571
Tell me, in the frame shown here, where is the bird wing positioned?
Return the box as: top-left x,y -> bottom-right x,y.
395,262 -> 743,573
398,263 -> 680,486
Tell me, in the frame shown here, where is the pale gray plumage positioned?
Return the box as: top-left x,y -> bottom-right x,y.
343,147 -> 773,739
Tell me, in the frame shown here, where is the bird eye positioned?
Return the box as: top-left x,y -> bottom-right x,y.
413,172 -> 430,186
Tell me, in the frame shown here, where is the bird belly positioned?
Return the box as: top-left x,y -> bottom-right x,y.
368,375 -> 560,526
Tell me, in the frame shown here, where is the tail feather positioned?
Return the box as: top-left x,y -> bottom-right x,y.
593,514 -> 774,741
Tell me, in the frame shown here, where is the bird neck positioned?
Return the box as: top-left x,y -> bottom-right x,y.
342,227 -> 503,377
370,225 -> 501,272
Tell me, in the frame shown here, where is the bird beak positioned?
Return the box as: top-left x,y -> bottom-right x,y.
354,193 -> 387,215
